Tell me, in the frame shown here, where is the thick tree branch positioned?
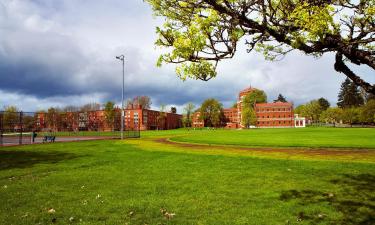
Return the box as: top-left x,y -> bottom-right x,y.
334,53 -> 375,95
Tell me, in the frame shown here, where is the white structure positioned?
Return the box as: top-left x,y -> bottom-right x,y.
294,114 -> 306,128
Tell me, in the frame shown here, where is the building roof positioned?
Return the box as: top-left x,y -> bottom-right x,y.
255,102 -> 293,107
223,108 -> 238,112
238,87 -> 258,98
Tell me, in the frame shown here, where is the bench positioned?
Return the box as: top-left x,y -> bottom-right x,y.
43,136 -> 55,143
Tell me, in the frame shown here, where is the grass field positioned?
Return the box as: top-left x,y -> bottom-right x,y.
0,128 -> 374,224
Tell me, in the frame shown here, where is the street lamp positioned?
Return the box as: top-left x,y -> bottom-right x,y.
116,55 -> 125,140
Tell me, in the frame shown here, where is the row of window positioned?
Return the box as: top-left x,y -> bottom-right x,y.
256,108 -> 291,112
258,121 -> 291,125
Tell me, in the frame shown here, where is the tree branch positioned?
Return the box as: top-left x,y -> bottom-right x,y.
334,53 -> 375,94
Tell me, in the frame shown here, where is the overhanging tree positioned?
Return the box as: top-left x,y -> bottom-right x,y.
147,0 -> 375,94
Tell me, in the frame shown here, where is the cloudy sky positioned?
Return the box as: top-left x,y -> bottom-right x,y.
1,0 -> 374,113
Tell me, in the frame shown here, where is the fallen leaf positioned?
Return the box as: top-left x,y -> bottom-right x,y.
47,208 -> 56,214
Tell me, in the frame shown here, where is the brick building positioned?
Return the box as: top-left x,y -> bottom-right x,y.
193,87 -> 302,128
125,104 -> 182,130
35,106 -> 182,132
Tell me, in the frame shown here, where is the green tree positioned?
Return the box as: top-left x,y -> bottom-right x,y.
170,107 -> 177,114
243,90 -> 267,107
183,102 -> 195,127
317,98 -> 330,111
147,0 -> 375,94
320,107 -> 343,127
241,89 -> 266,128
200,98 -> 223,127
337,78 -> 364,108
104,101 -> 115,131
241,107 -> 257,128
46,107 -> 60,131
2,106 -> 19,131
274,94 -> 287,103
360,100 -> 375,124
302,100 -> 323,123
157,104 -> 167,130
294,105 -> 305,116
341,107 -> 360,127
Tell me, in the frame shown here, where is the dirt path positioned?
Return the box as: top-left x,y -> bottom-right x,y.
155,138 -> 375,158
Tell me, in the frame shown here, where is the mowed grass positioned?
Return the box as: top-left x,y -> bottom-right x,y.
0,128 -> 374,224
170,127 -> 375,149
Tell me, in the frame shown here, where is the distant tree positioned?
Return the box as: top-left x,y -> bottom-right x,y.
157,104 -> 167,130
46,107 -> 60,131
183,102 -> 195,127
80,103 -> 101,112
294,105 -> 305,116
232,102 -> 238,108
317,98 -> 330,111
200,98 -> 224,127
170,107 -> 177,114
241,107 -> 257,128
341,107 -> 360,127
128,96 -> 152,109
240,90 -> 266,128
360,100 -> 375,124
337,78 -> 364,108
2,106 -> 19,131
63,105 -> 79,112
243,90 -> 267,107
104,101 -> 115,131
320,107 -> 343,127
274,94 -> 287,103
302,100 -> 323,123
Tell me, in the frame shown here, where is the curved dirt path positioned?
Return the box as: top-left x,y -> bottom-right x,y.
155,137 -> 375,158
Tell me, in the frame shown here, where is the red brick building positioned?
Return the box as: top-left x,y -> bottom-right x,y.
35,106 -> 182,132
125,104 -> 182,131
255,102 -> 294,128
193,87 -> 297,128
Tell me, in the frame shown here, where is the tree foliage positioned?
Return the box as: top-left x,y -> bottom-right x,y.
337,78 -> 364,108
127,96 -> 152,109
341,107 -> 360,126
147,0 -> 375,94
104,101 -> 115,130
241,89 -> 266,128
360,99 -> 375,123
2,106 -> 19,130
199,98 -> 224,127
302,100 -> 323,122
183,102 -> 195,127
80,103 -> 101,112
317,97 -> 330,111
320,107 -> 342,126
243,89 -> 267,107
241,107 -> 257,128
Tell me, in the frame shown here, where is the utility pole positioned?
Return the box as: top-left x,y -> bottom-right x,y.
116,55 -> 125,139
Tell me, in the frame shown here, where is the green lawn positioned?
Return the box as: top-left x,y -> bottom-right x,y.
0,128 -> 374,224
170,127 -> 375,149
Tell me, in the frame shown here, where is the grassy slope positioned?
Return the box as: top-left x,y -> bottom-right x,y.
0,136 -> 374,224
169,128 -> 375,149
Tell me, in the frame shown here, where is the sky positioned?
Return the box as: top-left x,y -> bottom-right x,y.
0,0 -> 374,113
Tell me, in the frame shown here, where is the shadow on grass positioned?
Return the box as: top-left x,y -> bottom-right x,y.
280,174 -> 375,224
0,150 -> 78,170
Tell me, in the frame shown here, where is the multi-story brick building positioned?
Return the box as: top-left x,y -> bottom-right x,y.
125,104 -> 182,130
193,87 -> 303,128
35,105 -> 182,132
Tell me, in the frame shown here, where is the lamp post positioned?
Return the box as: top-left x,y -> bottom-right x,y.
116,55 -> 125,140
